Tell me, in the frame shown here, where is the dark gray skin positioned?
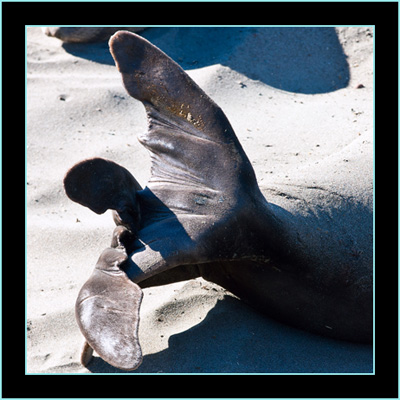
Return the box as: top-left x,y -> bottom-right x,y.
64,31 -> 372,371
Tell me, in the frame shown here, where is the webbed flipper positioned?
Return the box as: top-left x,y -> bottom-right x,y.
75,247 -> 143,371
107,31 -> 262,284
64,157 -> 142,232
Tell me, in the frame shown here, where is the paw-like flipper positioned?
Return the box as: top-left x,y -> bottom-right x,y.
70,31 -> 265,370
75,247 -> 143,371
64,157 -> 142,232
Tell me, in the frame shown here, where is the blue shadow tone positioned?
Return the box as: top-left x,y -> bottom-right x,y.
63,27 -> 350,95
86,295 -> 372,374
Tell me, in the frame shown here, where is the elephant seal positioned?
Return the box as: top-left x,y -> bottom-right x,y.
42,27 -> 145,43
64,31 -> 373,370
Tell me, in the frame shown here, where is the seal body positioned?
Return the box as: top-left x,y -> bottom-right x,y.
111,31 -> 373,343
64,31 -> 372,370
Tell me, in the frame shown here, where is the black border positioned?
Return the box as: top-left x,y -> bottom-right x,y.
3,1 -> 398,398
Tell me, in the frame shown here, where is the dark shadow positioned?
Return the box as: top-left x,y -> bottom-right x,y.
63,27 -> 349,94
84,187 -> 372,374
63,40 -> 115,65
86,295 -> 372,374
120,187 -> 200,284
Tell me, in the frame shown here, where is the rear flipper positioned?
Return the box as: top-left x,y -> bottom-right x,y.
107,31 -> 262,282
80,340 -> 94,367
111,224 -> 202,287
109,31 -> 258,197
111,225 -> 138,254
75,247 -> 143,371
64,157 -> 142,233
68,31 -> 264,371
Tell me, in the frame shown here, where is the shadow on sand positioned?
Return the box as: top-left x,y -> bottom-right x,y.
63,27 -> 349,95
86,294 -> 372,374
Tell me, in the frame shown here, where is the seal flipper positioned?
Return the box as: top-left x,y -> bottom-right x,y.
109,31 -> 258,197
64,157 -> 142,232
80,340 -> 94,367
108,31 -> 266,283
75,247 -> 143,371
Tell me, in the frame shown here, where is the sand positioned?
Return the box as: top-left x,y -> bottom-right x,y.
26,26 -> 373,374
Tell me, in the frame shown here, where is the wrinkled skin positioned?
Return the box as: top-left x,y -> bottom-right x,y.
64,31 -> 373,371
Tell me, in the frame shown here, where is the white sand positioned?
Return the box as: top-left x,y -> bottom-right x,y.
26,26 -> 373,374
